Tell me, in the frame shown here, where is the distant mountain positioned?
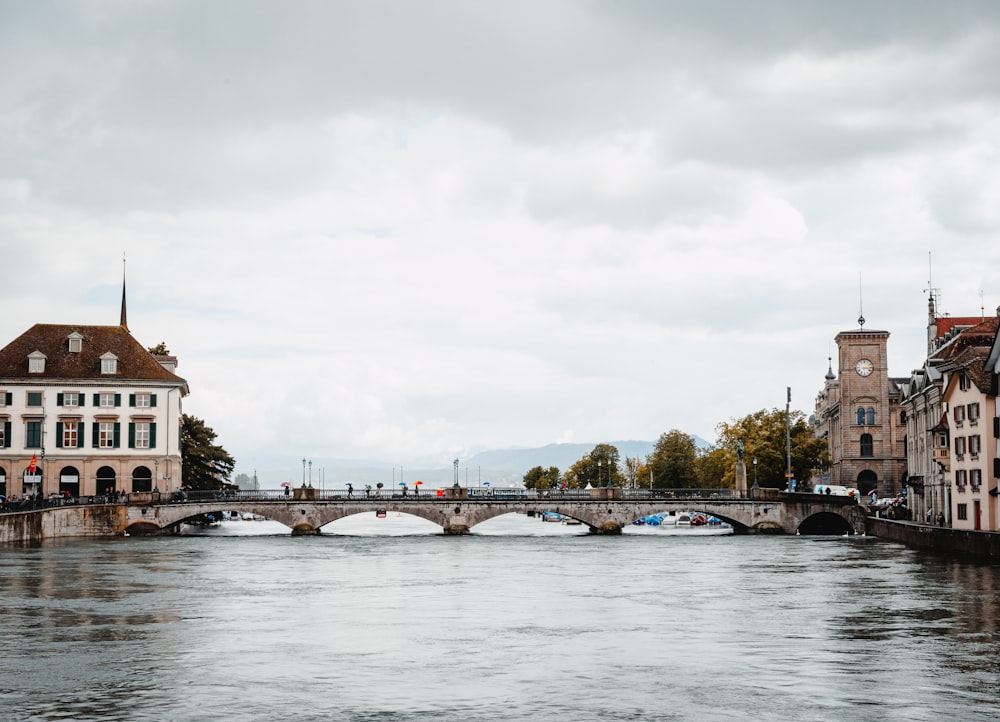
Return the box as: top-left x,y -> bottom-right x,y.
246,436 -> 710,489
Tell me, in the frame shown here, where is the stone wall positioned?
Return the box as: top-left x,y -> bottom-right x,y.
868,517 -> 1000,560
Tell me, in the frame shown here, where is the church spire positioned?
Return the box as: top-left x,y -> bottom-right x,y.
120,254 -> 129,332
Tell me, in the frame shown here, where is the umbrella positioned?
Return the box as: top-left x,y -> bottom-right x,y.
415,480 -> 423,486
280,482 -> 291,488
399,481 -> 406,486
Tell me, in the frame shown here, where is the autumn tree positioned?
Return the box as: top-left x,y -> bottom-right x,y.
646,430 -> 699,488
147,342 -> 170,355
523,465 -> 561,490
180,414 -> 235,490
713,408 -> 829,489
560,443 -> 622,487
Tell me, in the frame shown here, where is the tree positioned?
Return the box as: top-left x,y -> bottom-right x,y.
694,445 -> 730,489
623,456 -> 649,489
646,430 -> 699,488
713,408 -> 829,489
523,465 -> 561,490
147,342 -> 170,355
560,444 -> 622,487
180,414 -> 235,490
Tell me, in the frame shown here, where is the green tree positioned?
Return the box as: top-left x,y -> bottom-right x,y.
147,342 -> 170,355
647,430 -> 698,488
694,445 -> 730,488
523,465 -> 561,489
560,443 -> 622,487
713,408 -> 829,489
180,414 -> 235,490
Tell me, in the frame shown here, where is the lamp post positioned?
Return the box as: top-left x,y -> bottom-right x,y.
752,457 -> 758,488
301,458 -> 306,486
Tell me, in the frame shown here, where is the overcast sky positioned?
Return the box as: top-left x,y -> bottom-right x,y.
3,1 -> 1000,480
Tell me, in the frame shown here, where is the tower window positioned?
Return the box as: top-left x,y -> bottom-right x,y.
860,433 -> 873,457
857,407 -> 866,425
867,407 -> 875,425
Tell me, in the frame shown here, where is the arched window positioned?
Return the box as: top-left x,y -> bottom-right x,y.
131,466 -> 152,493
860,434 -> 873,457
867,407 -> 875,425
96,466 -> 116,496
857,407 -> 866,425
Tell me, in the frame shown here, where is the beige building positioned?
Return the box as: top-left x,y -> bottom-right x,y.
899,300 -> 994,525
0,310 -> 188,499
813,322 -> 907,498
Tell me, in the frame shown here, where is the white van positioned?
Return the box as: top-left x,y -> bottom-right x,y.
814,484 -> 857,497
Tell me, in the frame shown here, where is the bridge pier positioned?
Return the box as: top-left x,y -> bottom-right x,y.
442,524 -> 471,535
291,523 -> 319,535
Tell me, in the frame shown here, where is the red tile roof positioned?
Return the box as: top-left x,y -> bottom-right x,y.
0,324 -> 187,385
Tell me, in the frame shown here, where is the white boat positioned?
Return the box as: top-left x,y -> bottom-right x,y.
675,512 -> 694,527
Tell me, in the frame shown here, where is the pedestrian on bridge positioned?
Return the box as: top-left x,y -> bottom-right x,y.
347,484 -> 354,499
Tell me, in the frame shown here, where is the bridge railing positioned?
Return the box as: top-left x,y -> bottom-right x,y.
157,487 -> 756,504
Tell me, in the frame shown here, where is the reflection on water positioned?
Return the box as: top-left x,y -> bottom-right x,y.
1,517 -> 998,721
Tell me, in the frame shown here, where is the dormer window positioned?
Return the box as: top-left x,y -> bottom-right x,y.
28,351 -> 46,374
68,332 -> 83,353
100,352 -> 118,375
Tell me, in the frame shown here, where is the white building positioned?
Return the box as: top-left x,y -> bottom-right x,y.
0,304 -> 188,499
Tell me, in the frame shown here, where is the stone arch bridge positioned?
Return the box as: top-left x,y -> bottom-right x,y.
121,493 -> 867,537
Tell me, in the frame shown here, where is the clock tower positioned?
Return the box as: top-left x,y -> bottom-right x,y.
815,322 -> 907,497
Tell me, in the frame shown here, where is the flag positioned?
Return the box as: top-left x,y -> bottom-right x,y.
28,454 -> 37,474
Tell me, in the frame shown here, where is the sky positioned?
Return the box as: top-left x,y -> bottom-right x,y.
3,1 -> 1000,481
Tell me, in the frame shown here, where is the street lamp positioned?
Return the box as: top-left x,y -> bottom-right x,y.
752,457 -> 758,488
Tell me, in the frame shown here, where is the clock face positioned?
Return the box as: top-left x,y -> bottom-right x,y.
855,359 -> 874,377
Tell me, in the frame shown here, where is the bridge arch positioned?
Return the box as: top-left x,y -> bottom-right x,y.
797,512 -> 855,535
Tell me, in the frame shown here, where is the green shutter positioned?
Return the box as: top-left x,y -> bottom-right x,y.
56,422 -> 63,448
2,421 -> 9,448
57,393 -> 64,406
113,423 -> 120,448
129,393 -> 135,407
151,394 -> 157,408
149,423 -> 157,449
93,393 -> 100,406
92,422 -> 99,448
114,394 -> 121,407
4,392 -> 10,405
78,393 -> 85,406
128,422 -> 135,449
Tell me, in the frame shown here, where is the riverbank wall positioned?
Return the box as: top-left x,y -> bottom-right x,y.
868,518 -> 1000,561
0,506 -> 127,544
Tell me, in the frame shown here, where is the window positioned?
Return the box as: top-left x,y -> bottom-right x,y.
26,420 -> 42,448
957,504 -> 968,520
0,392 -> 7,407
96,393 -> 120,408
132,422 -> 151,449
959,373 -> 971,391
968,403 -> 980,423
28,352 -> 45,373
954,405 -> 965,425
61,393 -> 80,408
955,437 -> 966,457
857,407 -> 866,425
27,392 -> 42,406
971,469 -> 982,489
970,435 -> 981,457
860,433 -> 873,458
0,423 -> 6,448
131,393 -> 154,408
61,421 -> 79,449
956,469 -> 967,487
900,410 -> 907,424
938,432 -> 949,448
867,407 -> 875,425
100,353 -> 118,375
98,422 -> 117,449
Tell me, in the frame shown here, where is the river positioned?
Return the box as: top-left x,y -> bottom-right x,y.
1,513 -> 998,721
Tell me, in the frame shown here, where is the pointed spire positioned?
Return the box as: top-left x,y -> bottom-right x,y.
120,254 -> 129,332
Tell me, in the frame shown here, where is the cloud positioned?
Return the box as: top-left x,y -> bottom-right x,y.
2,2 -> 1000,480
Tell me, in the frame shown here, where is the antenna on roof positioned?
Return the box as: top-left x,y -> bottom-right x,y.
857,272 -> 865,329
120,253 -> 129,332
981,289 -> 985,322
924,251 -> 940,315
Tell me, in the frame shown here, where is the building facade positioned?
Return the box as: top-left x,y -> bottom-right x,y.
813,324 -> 907,498
0,323 -> 188,499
